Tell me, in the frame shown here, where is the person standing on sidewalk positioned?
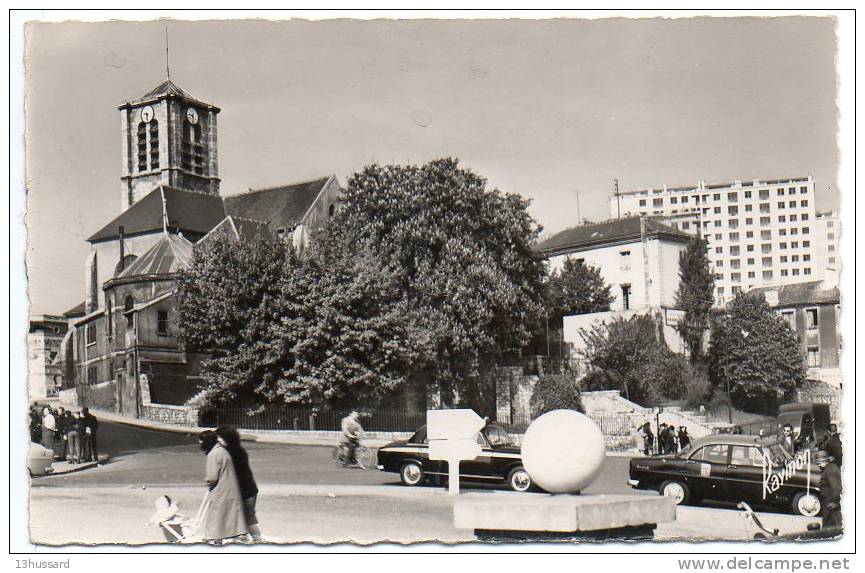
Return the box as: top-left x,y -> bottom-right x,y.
66,412 -> 82,464
216,427 -> 262,542
199,430 -> 247,544
81,408 -> 99,463
816,448 -> 842,531
41,407 -> 55,452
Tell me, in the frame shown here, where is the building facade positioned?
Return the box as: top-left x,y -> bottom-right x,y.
535,216 -> 691,360
747,280 -> 841,388
610,176 -> 818,304
28,315 -> 68,400
813,211 -> 840,281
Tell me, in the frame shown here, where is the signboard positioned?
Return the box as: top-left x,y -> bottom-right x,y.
665,308 -> 686,327
427,409 -> 485,495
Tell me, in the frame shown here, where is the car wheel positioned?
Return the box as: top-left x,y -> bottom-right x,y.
507,467 -> 533,493
792,492 -> 821,517
400,462 -> 424,486
660,480 -> 690,505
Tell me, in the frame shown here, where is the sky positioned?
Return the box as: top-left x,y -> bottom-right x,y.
23,16 -> 839,315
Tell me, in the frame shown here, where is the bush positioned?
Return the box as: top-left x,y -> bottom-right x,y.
530,373 -> 585,417
682,362 -> 712,409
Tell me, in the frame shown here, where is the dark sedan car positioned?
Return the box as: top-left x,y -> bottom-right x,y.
377,424 -> 532,492
628,434 -> 822,516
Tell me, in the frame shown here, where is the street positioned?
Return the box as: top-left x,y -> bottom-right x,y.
28,420 -> 815,545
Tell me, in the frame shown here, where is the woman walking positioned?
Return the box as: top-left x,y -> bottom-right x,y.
216,427 -> 262,542
199,430 -> 247,544
41,408 -> 55,453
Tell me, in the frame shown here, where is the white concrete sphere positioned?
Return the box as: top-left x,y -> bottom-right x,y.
522,409 -> 606,493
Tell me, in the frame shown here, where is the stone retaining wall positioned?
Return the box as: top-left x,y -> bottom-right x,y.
141,404 -> 200,427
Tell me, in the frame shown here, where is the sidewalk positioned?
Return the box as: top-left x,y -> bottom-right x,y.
44,453 -> 111,477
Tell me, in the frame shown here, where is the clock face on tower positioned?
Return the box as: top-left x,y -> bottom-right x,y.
186,107 -> 199,125
139,106 -> 154,123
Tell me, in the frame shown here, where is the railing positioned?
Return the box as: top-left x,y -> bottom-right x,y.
199,405 -> 426,433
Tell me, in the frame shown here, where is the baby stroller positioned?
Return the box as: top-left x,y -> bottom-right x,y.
151,492 -> 211,543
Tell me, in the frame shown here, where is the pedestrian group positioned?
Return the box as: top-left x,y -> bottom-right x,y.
30,404 -> 99,465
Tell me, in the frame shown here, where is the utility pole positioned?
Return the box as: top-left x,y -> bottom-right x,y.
573,190 -> 582,223
614,178 -> 621,219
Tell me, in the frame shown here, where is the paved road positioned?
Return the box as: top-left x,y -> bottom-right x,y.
32,420 -> 634,494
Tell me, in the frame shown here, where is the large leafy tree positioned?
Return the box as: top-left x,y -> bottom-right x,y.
176,232 -> 294,405
579,313 -> 687,405
674,236 -> 715,360
315,158 -> 546,405
530,373 -> 585,417
545,258 -> 613,321
707,293 -> 805,415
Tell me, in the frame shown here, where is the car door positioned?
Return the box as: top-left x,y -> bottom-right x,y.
458,431 -> 495,479
725,445 -> 765,505
684,444 -> 730,500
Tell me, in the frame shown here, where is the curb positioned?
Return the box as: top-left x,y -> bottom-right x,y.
38,454 -> 111,478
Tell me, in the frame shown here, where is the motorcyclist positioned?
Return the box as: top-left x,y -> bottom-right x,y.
340,411 -> 364,466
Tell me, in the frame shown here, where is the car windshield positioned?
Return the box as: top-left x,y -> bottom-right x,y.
760,443 -> 793,466
484,425 -> 513,447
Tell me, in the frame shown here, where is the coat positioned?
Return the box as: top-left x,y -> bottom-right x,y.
203,444 -> 248,541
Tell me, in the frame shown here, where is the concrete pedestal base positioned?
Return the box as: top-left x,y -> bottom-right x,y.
454,493 -> 676,542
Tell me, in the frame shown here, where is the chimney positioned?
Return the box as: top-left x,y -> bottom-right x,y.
118,226 -> 125,272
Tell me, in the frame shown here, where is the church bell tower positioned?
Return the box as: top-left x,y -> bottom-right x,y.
118,79 -> 220,211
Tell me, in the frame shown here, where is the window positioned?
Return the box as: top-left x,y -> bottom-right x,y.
780,310 -> 795,329
762,270 -> 773,280
639,199 -> 646,207
747,244 -> 754,252
728,192 -> 738,202
802,227 -> 810,235
777,189 -> 785,196
124,295 -> 134,328
788,187 -> 796,194
801,200 -> 809,207
714,206 -> 721,214
714,273 -> 724,281
792,255 -> 799,262
653,198 -> 663,207
716,260 -> 724,268
762,257 -> 772,267
717,287 -> 725,296
731,272 -> 741,281
790,228 -> 798,235
761,244 -> 772,254
802,240 -> 810,248
792,268 -> 800,276
730,246 -> 740,256
713,193 -> 721,201
745,218 -> 753,227
781,269 -> 789,277
790,214 -> 798,222
730,446 -> 762,467
86,324 -> 97,346
670,196 -> 678,204
747,271 -> 756,279
87,367 -> 97,385
804,268 -> 812,275
714,220 -> 722,228
620,250 -> 632,271
137,122 -> 147,172
728,219 -> 739,229
759,203 -> 770,214
807,346 -> 820,368
621,285 -> 632,311
682,222 -> 689,230
803,254 -> 811,262
728,232 -> 738,241
827,221 -> 834,228
745,191 -> 752,198
728,206 -> 739,216
681,196 -> 689,204
746,230 -> 754,239
745,205 -> 753,212
778,215 -> 786,223
760,217 -> 770,226
149,119 -> 159,169
157,310 -> 169,336
829,256 -> 836,264
732,286 -> 742,295
779,229 -> 787,236
761,230 -> 771,240
789,200 -> 797,208
780,255 -> 788,263
715,233 -> 722,240
800,186 -> 808,193
747,257 -> 755,265
778,202 -> 785,209
791,241 -> 799,248
715,246 -> 723,254
801,214 -> 809,221
730,259 -> 740,269
328,204 -> 336,217
828,245 -> 835,252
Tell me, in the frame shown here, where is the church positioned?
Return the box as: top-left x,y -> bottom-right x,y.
62,78 -> 342,418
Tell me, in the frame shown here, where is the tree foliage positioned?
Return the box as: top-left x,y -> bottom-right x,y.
707,293 -> 806,415
545,258 -> 613,321
176,158 -> 546,407
579,314 -> 687,405
674,236 -> 715,360
530,373 -> 585,417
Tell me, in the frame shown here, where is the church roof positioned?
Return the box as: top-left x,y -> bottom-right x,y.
115,233 -> 194,280
535,216 -> 692,256
119,79 -> 220,111
88,186 -> 227,242
746,280 -> 840,307
223,176 -> 334,231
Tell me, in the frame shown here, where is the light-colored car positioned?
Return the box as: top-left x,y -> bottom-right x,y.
28,442 -> 54,476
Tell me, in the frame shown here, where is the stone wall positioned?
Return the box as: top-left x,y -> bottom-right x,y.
58,387 -> 79,407
141,404 -> 200,426
80,380 -> 117,411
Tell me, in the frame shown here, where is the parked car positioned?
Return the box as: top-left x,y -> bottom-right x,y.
377,424 -> 533,492
28,442 -> 54,476
628,434 -> 821,517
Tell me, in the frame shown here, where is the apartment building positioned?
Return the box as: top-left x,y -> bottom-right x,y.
610,176 -> 818,304
813,211 -> 840,279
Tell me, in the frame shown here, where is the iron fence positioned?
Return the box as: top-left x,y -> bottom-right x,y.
199,405 -> 426,433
